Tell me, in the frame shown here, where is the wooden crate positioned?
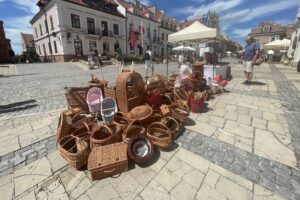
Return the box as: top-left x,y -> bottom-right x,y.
88,142 -> 128,181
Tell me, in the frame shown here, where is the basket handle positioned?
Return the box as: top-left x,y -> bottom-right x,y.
99,124 -> 113,135
83,122 -> 90,132
163,117 -> 179,131
72,112 -> 87,122
161,94 -> 172,104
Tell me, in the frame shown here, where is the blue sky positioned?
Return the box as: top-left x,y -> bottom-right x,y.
0,0 -> 299,54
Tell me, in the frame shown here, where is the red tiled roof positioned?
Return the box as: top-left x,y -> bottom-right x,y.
21,33 -> 34,48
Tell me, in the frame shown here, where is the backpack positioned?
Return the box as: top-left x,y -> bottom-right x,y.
144,52 -> 150,60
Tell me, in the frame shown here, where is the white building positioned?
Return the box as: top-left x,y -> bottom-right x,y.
30,0 -> 126,62
115,0 -> 159,56
288,5 -> 300,70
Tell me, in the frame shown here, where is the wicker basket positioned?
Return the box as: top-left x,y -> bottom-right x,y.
123,121 -> 146,143
147,122 -> 172,149
113,112 -> 131,130
104,86 -> 117,99
88,142 -> 128,181
170,102 -> 190,123
146,75 -> 166,93
174,88 -> 190,102
71,122 -> 93,146
65,87 -> 90,112
116,72 -> 145,113
90,125 -> 114,149
128,105 -> 153,127
58,136 -> 89,170
88,74 -> 108,94
56,112 -> 71,143
71,112 -> 96,130
162,116 -> 180,138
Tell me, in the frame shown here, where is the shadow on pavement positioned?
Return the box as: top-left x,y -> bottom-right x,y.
0,99 -> 38,114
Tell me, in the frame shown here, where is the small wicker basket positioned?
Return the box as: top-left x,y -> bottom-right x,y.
147,122 -> 172,149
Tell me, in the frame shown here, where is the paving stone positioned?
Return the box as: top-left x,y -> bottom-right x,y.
237,106 -> 249,115
36,177 -> 68,200
204,169 -> 220,188
154,167 -> 181,191
216,176 -> 252,200
263,112 -> 277,122
249,109 -> 263,118
224,111 -> 238,121
212,109 -> 226,117
140,180 -> 170,200
69,177 -> 93,199
209,116 -> 225,128
14,191 -> 36,200
14,157 -> 52,196
183,169 -> 205,189
185,121 -> 217,137
268,121 -> 285,136
237,114 -> 252,126
170,180 -> 197,200
196,183 -> 227,200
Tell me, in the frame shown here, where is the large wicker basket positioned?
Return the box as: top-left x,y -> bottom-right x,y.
58,136 -> 89,170
116,72 -> 145,113
104,86 -> 117,99
147,122 -> 172,149
170,102 -> 190,123
88,142 -> 128,181
65,87 -> 90,112
113,112 -> 131,130
88,74 -> 108,94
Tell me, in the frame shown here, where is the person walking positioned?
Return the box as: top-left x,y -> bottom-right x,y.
145,47 -> 153,77
242,36 -> 260,84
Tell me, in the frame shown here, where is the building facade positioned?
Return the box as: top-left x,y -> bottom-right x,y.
248,21 -> 295,46
0,20 -> 12,63
30,0 -> 126,62
288,5 -> 300,68
115,0 -> 176,58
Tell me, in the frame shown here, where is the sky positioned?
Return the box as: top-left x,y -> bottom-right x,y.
0,0 -> 299,54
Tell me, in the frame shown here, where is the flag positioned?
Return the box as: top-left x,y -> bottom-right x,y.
140,22 -> 144,48
147,23 -> 152,47
131,24 -> 135,49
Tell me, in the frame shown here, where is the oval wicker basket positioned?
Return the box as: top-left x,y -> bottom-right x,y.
128,105 -> 153,122
90,125 -> 114,149
123,121 -> 146,143
71,122 -> 93,145
58,136 -> 89,170
147,122 -> 172,149
162,116 -> 180,133
113,112 -> 131,130
170,102 -> 190,122
107,123 -> 123,143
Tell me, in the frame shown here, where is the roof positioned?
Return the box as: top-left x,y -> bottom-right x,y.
21,33 -> 34,48
177,19 -> 201,30
115,0 -> 158,23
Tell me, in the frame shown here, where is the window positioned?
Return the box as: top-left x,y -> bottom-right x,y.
71,14 -> 80,28
48,42 -> 52,53
38,45 -> 41,55
45,20 -> 48,34
87,18 -> 95,35
89,40 -> 97,51
35,27 -> 38,38
263,26 -> 270,33
43,43 -> 46,55
101,21 -> 108,36
39,24 -> 43,36
54,41 -> 58,53
50,16 -> 54,30
103,42 -> 109,52
162,33 -> 165,41
113,24 -> 119,35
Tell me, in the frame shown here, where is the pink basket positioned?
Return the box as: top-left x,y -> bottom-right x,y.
87,87 -> 103,113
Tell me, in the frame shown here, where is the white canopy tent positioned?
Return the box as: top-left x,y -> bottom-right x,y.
168,21 -> 223,44
264,39 -> 291,49
172,45 -> 196,51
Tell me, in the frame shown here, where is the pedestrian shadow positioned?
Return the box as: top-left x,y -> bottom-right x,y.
0,73 -> 38,78
0,99 -> 38,114
248,81 -> 266,86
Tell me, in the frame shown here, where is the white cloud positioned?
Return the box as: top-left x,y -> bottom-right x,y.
10,0 -> 39,15
232,28 -> 251,38
186,0 -> 244,19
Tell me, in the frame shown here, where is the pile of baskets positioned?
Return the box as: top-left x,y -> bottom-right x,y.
57,70 -> 212,181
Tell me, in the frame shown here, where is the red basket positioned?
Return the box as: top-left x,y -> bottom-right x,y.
190,96 -> 204,113
146,89 -> 161,109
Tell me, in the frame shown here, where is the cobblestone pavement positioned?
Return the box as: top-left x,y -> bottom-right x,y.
0,61 -> 300,200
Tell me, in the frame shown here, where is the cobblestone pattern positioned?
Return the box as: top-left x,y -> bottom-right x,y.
177,129 -> 300,200
227,88 -> 279,99
0,62 -> 179,119
0,136 -> 56,178
270,64 -> 300,166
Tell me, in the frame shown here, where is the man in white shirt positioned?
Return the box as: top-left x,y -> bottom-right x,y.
145,47 -> 153,77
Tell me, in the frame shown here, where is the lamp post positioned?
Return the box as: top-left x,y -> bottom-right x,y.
37,0 -> 53,62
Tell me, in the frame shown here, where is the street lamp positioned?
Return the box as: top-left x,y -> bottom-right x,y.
37,0 -> 53,62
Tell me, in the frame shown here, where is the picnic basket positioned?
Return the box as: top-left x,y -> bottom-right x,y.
88,142 -> 128,181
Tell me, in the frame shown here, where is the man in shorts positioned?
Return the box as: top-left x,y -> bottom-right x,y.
242,36 -> 260,84
145,47 -> 153,77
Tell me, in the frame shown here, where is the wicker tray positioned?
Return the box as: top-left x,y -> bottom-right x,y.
88,142 -> 128,181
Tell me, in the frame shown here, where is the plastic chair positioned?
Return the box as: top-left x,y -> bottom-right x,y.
100,97 -> 118,124
86,87 -> 103,114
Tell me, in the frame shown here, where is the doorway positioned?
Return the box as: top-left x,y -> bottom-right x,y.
74,40 -> 83,57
